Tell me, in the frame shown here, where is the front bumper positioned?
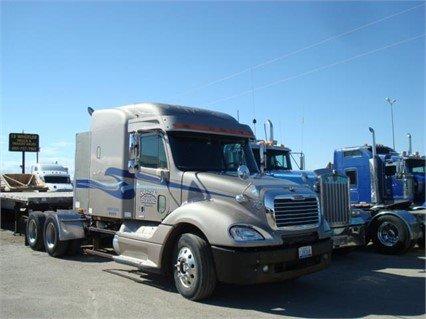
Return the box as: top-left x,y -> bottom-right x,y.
211,238 -> 332,285
331,222 -> 366,249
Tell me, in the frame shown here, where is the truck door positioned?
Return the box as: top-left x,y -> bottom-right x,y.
345,168 -> 359,202
134,132 -> 172,222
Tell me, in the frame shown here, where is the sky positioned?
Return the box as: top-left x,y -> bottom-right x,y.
1,1 -> 425,175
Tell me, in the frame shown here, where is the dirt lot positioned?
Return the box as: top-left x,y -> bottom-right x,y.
0,229 -> 424,319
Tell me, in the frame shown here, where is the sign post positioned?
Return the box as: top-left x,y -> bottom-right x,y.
8,133 -> 40,174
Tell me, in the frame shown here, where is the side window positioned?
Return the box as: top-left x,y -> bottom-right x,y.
343,150 -> 362,158
140,133 -> 167,169
223,143 -> 245,170
345,169 -> 358,187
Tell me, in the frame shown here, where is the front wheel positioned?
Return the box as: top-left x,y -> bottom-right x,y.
372,215 -> 412,255
173,233 -> 217,301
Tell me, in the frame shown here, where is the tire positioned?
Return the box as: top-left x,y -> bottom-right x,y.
372,215 -> 412,255
173,233 -> 217,301
26,212 -> 46,251
43,215 -> 69,257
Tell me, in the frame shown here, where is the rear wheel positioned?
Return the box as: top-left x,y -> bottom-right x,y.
43,215 -> 69,257
372,215 -> 412,255
173,233 -> 216,301
26,212 -> 46,251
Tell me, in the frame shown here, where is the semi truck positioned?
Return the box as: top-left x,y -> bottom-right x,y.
330,127 -> 425,254
24,103 -> 332,301
251,120 -> 365,252
31,163 -> 73,192
1,173 -> 73,234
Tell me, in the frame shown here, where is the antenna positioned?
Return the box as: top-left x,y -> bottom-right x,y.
301,106 -> 305,153
237,110 -> 240,122
250,68 -> 257,136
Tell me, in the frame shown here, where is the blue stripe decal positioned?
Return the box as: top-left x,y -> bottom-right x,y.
76,168 -> 232,199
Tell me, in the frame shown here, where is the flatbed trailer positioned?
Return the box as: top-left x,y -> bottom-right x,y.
0,191 -> 73,234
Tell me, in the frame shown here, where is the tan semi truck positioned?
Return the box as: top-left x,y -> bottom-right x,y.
25,103 -> 332,300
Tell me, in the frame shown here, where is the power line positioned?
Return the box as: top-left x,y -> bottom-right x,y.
203,34 -> 425,106
168,3 -> 424,101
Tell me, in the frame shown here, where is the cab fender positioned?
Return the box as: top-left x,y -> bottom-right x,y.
46,210 -> 85,241
162,199 -> 281,247
368,210 -> 422,242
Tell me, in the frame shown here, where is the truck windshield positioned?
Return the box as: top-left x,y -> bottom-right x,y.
266,149 -> 291,170
168,132 -> 259,173
43,176 -> 71,184
406,159 -> 426,174
39,165 -> 67,172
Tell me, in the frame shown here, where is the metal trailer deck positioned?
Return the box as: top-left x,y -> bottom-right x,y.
0,191 -> 73,234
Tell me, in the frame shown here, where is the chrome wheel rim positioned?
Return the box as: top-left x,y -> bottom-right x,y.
45,222 -> 57,250
28,219 -> 37,245
378,221 -> 399,247
175,246 -> 197,288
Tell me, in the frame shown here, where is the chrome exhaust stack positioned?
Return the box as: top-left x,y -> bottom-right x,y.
407,133 -> 412,155
369,127 -> 381,205
299,152 -> 306,171
264,119 -> 274,144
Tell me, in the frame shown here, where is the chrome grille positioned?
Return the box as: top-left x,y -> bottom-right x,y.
273,197 -> 319,228
320,174 -> 350,226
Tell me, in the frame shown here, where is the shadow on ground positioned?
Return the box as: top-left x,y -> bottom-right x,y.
203,246 -> 426,318
108,246 -> 425,318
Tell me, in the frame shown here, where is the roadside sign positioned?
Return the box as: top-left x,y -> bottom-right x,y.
9,133 -> 39,152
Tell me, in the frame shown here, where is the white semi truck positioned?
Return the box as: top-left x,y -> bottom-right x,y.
31,163 -> 73,192
24,103 -> 332,300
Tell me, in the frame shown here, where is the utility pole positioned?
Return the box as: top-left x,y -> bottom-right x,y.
385,98 -> 397,150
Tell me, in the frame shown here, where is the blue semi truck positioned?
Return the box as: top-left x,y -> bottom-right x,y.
251,120 -> 366,252
252,121 -> 425,255
331,127 -> 425,254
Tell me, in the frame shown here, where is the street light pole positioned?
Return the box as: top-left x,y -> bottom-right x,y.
385,97 -> 397,150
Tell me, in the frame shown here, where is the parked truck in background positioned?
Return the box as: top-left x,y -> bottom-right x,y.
24,103 -> 332,301
330,127 -> 425,254
31,163 -> 73,192
251,120 -> 365,252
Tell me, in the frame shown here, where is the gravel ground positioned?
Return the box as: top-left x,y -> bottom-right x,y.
0,229 -> 425,319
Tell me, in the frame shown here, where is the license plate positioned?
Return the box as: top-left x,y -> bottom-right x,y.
298,245 -> 312,259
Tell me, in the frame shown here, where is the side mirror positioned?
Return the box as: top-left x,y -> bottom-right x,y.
237,165 -> 250,180
259,143 -> 266,173
128,132 -> 140,173
385,165 -> 397,176
128,159 -> 137,174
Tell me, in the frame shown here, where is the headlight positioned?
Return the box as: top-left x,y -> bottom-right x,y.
229,226 -> 264,241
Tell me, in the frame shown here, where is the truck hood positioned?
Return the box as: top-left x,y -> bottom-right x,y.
267,170 -> 317,188
182,171 -> 314,200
